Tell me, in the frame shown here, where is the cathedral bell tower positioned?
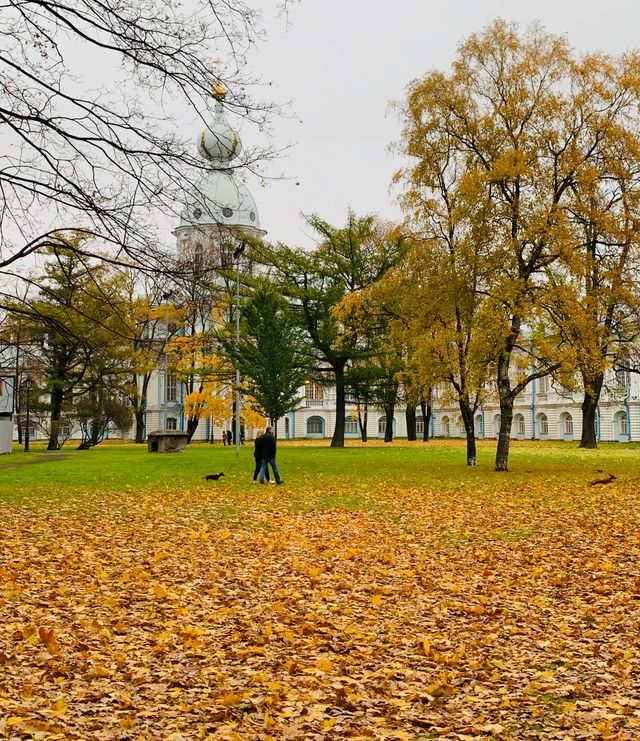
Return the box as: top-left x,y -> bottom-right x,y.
173,82 -> 266,265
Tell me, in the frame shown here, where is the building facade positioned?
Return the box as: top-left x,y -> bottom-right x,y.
0,371 -> 15,453
271,371 -> 639,443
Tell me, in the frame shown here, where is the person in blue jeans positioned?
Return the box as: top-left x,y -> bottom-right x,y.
259,425 -> 284,485
252,432 -> 269,483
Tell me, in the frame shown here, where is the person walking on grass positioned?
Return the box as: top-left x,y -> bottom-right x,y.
259,425 -> 283,485
252,431 -> 270,484
222,430 -> 227,446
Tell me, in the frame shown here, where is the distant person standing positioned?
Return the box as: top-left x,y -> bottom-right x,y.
252,432 -> 269,484
259,425 -> 283,485
221,430 -> 227,446
227,428 -> 233,446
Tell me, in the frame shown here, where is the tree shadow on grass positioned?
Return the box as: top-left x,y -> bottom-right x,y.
0,453 -> 71,470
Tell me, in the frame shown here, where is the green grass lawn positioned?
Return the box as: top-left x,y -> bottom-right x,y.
1,438 -> 638,508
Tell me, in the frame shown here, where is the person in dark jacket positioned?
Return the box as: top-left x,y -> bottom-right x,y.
259,426 -> 283,484
252,432 -> 269,483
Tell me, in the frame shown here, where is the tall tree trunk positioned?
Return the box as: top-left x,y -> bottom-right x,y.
579,375 -> 603,449
331,362 -> 346,448
186,415 -> 198,443
405,401 -> 417,441
134,408 -> 146,443
459,399 -> 476,466
420,397 -> 431,442
132,372 -> 151,442
89,418 -> 101,447
47,386 -> 63,450
358,406 -> 368,442
494,312 -> 521,472
14,334 -> 22,445
495,388 -> 515,472
384,402 -> 394,443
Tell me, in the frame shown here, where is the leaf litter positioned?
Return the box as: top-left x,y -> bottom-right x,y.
1,476 -> 639,739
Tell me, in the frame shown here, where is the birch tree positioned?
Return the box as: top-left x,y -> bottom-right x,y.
397,19 -> 640,470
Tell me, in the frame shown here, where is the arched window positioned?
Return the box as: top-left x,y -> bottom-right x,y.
561,412 -> 573,438
616,369 -> 630,390
416,416 -> 424,434
474,414 -> 483,437
514,414 -> 525,438
377,416 -> 396,437
493,414 -> 501,438
220,242 -> 234,269
194,242 -> 203,269
537,413 -> 548,437
306,416 -> 325,436
441,416 -> 450,437
614,410 -> 628,440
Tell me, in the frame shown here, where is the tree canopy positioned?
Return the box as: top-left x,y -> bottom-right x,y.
221,280 -> 313,432
395,19 -> 640,469
0,0 -> 277,275
250,212 -> 408,447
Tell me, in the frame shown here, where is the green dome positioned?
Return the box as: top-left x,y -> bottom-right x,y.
178,170 -> 260,229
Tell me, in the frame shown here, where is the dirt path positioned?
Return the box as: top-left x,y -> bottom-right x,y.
0,453 -> 71,470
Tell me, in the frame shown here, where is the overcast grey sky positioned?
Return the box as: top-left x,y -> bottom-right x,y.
227,0 -> 640,248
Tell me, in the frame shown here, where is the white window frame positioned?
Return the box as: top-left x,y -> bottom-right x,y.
166,374 -> 178,403
307,416 -> 324,435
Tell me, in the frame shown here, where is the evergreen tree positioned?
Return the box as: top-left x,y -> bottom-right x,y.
221,281 -> 313,433
250,212 -> 407,447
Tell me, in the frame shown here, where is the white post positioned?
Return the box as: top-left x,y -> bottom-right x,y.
233,242 -> 246,457
235,254 -> 241,457
162,290 -> 173,430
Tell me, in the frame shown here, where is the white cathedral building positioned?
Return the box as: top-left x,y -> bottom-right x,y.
139,94 -> 640,446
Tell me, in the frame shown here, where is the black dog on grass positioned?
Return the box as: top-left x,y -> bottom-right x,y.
205,472 -> 225,481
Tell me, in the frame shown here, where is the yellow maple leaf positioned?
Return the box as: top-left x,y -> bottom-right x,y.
152,584 -> 169,599
52,699 -> 68,714
315,657 -> 333,672
6,717 -> 26,726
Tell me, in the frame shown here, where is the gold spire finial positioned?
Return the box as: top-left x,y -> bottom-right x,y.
211,80 -> 226,101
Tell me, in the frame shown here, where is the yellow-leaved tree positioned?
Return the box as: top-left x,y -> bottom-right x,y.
396,19 -> 640,470
168,333 -> 230,442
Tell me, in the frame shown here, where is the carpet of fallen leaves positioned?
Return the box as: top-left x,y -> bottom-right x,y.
1,473 -> 640,740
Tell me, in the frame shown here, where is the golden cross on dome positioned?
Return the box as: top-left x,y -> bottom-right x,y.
211,80 -> 227,101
